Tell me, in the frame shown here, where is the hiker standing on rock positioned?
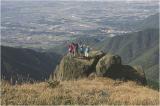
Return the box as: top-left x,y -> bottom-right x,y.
79,43 -> 84,56
71,42 -> 76,56
68,42 -> 80,57
74,43 -> 79,56
68,43 -> 73,57
85,46 -> 90,58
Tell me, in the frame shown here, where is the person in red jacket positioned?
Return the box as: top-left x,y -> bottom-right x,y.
68,42 -> 79,57
68,43 -> 73,57
71,42 -> 76,56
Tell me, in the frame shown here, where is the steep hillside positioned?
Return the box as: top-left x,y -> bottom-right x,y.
129,45 -> 159,83
1,77 -> 159,105
135,13 -> 159,30
1,46 -> 61,83
100,29 -> 158,63
98,29 -> 159,88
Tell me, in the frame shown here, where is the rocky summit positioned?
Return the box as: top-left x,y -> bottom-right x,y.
51,51 -> 146,84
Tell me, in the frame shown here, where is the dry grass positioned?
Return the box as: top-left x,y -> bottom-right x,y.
1,77 -> 159,105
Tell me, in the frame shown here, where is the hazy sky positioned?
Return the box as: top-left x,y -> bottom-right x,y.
2,0 -> 159,1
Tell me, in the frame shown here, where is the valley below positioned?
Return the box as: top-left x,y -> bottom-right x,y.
1,1 -> 158,49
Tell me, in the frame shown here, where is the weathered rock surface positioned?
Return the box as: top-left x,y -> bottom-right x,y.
52,51 -> 105,80
51,51 -> 146,84
96,54 -> 146,83
96,54 -> 121,76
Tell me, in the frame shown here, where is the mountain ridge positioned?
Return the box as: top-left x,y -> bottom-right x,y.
97,28 -> 159,88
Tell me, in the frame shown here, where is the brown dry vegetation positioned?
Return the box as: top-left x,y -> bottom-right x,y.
1,77 -> 160,105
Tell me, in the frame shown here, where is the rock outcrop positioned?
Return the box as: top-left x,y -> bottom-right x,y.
96,54 -> 121,76
96,54 -> 146,83
51,51 -> 146,84
52,51 -> 105,80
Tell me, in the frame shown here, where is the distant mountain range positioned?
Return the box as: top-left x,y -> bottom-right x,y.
1,46 -> 61,83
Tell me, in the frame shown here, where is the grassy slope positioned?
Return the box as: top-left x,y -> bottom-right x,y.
1,77 -> 159,105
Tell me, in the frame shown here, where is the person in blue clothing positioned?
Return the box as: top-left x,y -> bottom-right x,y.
79,43 -> 84,56
85,46 -> 90,57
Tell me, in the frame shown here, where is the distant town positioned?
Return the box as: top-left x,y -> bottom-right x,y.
1,1 -> 158,49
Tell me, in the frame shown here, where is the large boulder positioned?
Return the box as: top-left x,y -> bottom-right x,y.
52,51 -> 105,81
96,54 -> 146,84
96,54 -> 121,76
